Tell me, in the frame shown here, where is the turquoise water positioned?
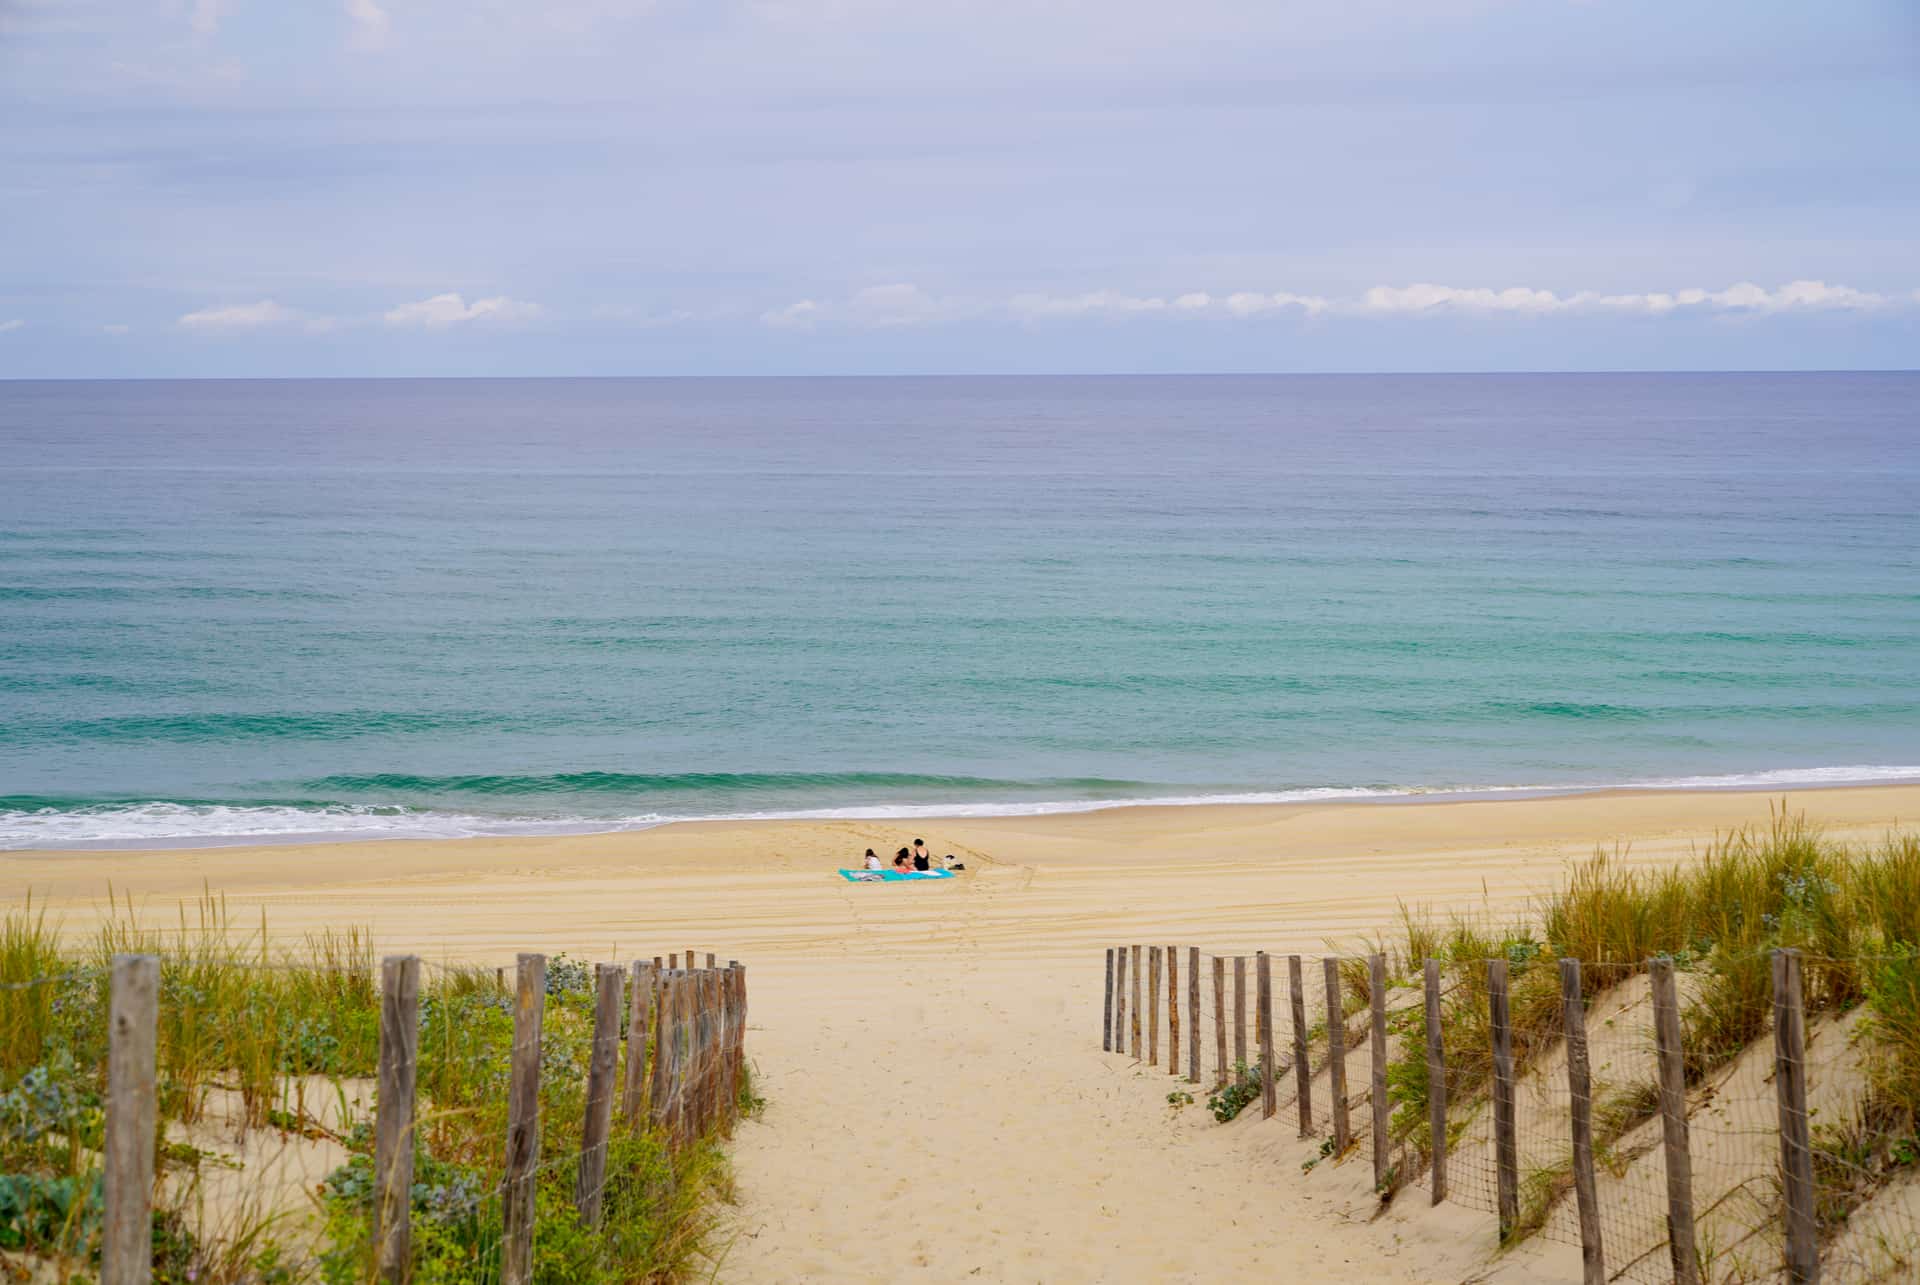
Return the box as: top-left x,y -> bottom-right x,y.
2,373 -> 1917,847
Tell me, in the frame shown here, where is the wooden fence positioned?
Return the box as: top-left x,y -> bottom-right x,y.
98,951 -> 747,1284
1099,944 -> 1854,1285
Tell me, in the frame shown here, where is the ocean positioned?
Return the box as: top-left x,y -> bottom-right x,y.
2,373 -> 1917,849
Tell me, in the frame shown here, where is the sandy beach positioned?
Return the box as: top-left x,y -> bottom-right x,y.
8,783 -> 1919,1282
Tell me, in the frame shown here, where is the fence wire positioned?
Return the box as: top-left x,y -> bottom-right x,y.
1100,945 -> 1920,1284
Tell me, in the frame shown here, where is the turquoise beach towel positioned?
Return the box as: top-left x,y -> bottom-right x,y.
838,868 -> 956,882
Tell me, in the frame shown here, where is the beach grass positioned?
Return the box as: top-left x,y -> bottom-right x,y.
0,896 -> 738,1282
1357,809 -> 1920,1253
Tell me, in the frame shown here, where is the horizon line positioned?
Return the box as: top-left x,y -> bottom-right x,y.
4,367 -> 1919,384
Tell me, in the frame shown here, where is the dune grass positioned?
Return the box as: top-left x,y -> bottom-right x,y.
1360,809 -> 1920,1253
0,894 -> 742,1283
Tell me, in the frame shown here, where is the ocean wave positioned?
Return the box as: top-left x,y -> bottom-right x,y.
3,763 -> 1918,849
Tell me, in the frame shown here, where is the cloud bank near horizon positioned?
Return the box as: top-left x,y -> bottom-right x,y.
4,1 -> 1917,375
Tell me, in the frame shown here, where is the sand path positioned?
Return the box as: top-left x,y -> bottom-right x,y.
9,786 -> 1919,1282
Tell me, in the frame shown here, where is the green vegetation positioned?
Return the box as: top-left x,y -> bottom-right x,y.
0,895 -> 744,1282
1206,1061 -> 1265,1123
1356,810 -> 1920,1241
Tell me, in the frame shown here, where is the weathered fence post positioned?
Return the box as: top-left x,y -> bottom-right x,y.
1424,957 -> 1448,1205
1130,945 -> 1143,1059
1488,957 -> 1519,1241
1166,944 -> 1180,1074
1289,954 -> 1312,1136
374,955 -> 422,1283
1212,956 -> 1228,1088
1649,956 -> 1699,1284
1114,945 -> 1128,1058
504,953 -> 547,1285
103,953 -> 158,1285
735,963 -> 749,1107
577,963 -> 623,1226
623,960 -> 655,1125
1103,949 -> 1115,1052
1774,948 -> 1819,1284
706,952 -> 716,970
703,969 -> 722,1131
1561,958 -> 1604,1284
1324,956 -> 1350,1153
649,971 -> 676,1130
728,962 -> 746,1121
1257,952 -> 1276,1119
1148,947 -> 1162,1066
1187,947 -> 1201,1084
1232,956 -> 1248,1070
1369,953 -> 1390,1191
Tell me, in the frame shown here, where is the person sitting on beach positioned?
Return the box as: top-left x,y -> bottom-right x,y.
892,850 -> 914,874
863,848 -> 881,871
913,843 -> 931,872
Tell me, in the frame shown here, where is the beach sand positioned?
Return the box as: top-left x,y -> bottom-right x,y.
8,784 -> 1919,1282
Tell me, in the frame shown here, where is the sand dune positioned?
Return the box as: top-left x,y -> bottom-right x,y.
8,784 -> 1918,1282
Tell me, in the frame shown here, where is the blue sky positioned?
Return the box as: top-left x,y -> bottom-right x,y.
2,1 -> 1916,376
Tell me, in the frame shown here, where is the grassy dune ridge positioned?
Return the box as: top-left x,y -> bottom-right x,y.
1344,811 -> 1920,1271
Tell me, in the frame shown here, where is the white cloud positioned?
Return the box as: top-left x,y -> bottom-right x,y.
345,0 -> 391,48
0,319 -> 24,333
383,292 -> 542,327
1357,279 -> 1891,317
177,300 -> 299,329
759,278 -> 1911,331
760,299 -> 820,329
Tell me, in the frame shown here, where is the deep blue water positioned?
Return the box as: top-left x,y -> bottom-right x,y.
2,373 -> 1917,847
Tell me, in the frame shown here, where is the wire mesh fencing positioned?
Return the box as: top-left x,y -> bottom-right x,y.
1100,943 -> 1920,1284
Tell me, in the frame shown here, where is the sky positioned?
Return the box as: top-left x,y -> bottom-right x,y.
2,0 -> 1917,377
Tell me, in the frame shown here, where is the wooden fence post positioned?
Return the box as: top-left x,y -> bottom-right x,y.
1187,947 -> 1201,1084
623,961 -> 654,1125
1213,956 -> 1228,1088
702,969 -> 721,1132
1289,954 -> 1312,1136
649,971 -> 676,1130
1166,945 -> 1180,1074
577,964 -> 623,1226
1232,956 -> 1247,1070
1774,948 -> 1819,1285
1148,947 -> 1162,1066
103,953 -> 158,1285
734,963 -> 749,1108
1130,945 -> 1143,1060
1649,956 -> 1699,1285
1561,958 -> 1605,1285
1324,956 -> 1350,1152
1424,958 -> 1447,1205
727,962 -> 745,1121
706,953 -> 716,970
1257,952 -> 1276,1119
1369,953 -> 1390,1191
1114,945 -> 1128,1058
373,955 -> 421,1283
1103,949 -> 1115,1052
1488,958 -> 1519,1241
503,953 -> 547,1285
